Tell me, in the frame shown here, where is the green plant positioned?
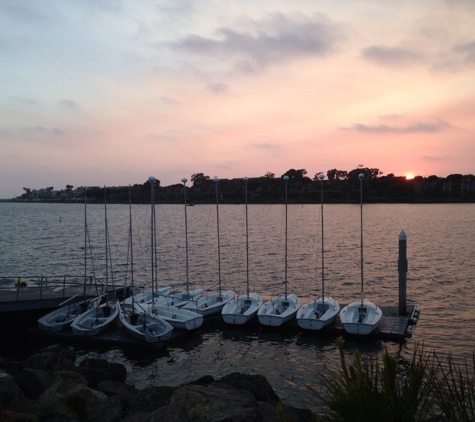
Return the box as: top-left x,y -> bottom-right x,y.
432,352 -> 475,421
307,337 -> 435,422
64,392 -> 89,421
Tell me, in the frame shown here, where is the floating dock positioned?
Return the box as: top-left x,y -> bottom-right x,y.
26,303 -> 419,350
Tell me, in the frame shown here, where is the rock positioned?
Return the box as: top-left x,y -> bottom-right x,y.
154,383 -> 260,422
38,370 -> 117,421
96,379 -> 140,411
26,346 -> 76,372
77,358 -> 127,387
217,372 -> 280,404
14,367 -> 53,399
127,385 -> 176,414
0,370 -> 24,408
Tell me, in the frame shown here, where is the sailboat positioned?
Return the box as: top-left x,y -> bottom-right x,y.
71,186 -> 119,336
183,176 -> 234,316
143,178 -> 203,330
153,177 -> 204,307
118,185 -> 174,343
38,188 -> 100,332
297,173 -> 340,330
222,176 -> 263,324
339,173 -> 382,335
258,176 -> 301,326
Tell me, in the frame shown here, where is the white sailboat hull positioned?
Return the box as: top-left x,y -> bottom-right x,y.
38,301 -> 91,332
124,286 -> 172,306
258,294 -> 301,327
70,301 -> 119,336
142,303 -> 203,330
153,288 -> 205,308
222,292 -> 263,325
339,299 -> 382,335
297,296 -> 340,330
183,290 -> 235,316
118,302 -> 174,343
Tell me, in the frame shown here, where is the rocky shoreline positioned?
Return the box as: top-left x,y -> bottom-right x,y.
0,346 -> 319,421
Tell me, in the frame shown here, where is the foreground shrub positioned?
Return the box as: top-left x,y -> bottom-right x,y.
308,337 -> 435,422
432,352 -> 475,421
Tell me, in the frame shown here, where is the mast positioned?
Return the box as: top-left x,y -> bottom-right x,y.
148,176 -> 157,302
128,185 -> 135,307
359,173 -> 364,304
181,178 -> 190,294
319,173 -> 325,304
213,177 -> 222,295
283,175 -> 289,300
244,176 -> 249,298
104,186 -> 109,294
83,187 -> 87,301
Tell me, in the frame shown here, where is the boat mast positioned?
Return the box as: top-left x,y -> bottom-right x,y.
104,186 -> 109,295
283,175 -> 289,300
181,178 -> 190,295
83,187 -> 87,300
319,173 -> 325,305
214,177 -> 222,296
244,176 -> 250,299
149,176 -> 157,302
128,185 -> 135,308
359,173 -> 364,304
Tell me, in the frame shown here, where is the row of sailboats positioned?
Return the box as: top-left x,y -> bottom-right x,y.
223,172 -> 382,335
38,172 -> 382,339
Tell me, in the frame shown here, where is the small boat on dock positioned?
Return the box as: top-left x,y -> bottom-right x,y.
258,176 -> 301,327
339,173 -> 382,335
297,173 -> 340,330
222,177 -> 263,325
183,177 -> 234,316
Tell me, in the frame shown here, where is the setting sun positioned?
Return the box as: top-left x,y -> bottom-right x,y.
405,173 -> 415,180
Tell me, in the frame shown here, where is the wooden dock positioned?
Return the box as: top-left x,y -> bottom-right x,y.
27,304 -> 419,350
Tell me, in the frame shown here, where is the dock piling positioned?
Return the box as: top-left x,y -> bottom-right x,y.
398,230 -> 407,315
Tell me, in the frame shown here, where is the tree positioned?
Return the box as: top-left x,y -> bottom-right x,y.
191,173 -> 210,187
327,169 -> 348,181
263,171 -> 275,179
282,168 -> 308,180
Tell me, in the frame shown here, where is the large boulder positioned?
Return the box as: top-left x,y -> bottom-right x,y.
38,370 -> 122,422
26,347 -> 76,372
149,383 -> 260,422
14,367 -> 53,399
217,372 -> 280,404
0,370 -> 24,408
126,385 -> 176,414
96,379 -> 140,412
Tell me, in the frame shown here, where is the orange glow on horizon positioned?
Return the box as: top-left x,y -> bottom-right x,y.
405,173 -> 415,180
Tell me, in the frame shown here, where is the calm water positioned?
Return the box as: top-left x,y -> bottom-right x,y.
1,202 -> 475,410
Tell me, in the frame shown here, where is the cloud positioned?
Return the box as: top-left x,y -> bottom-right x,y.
361,45 -> 423,67
345,119 -> 452,133
22,126 -> 64,136
59,99 -> 79,111
436,39 -> 475,69
207,83 -> 228,94
252,142 -> 279,149
170,13 -> 344,72
160,96 -> 180,106
8,96 -> 40,106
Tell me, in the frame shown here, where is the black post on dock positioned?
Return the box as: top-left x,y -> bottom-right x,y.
398,230 -> 407,315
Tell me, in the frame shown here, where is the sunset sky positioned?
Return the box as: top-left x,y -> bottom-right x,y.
1,0 -> 474,198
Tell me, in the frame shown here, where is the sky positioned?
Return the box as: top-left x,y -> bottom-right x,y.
1,0 -> 475,198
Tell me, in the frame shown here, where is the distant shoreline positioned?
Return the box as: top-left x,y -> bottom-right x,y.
1,198 -> 474,204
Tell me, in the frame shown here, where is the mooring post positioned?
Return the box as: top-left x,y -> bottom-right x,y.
398,230 -> 407,315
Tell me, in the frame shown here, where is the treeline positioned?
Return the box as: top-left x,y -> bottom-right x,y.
16,167 -> 475,204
